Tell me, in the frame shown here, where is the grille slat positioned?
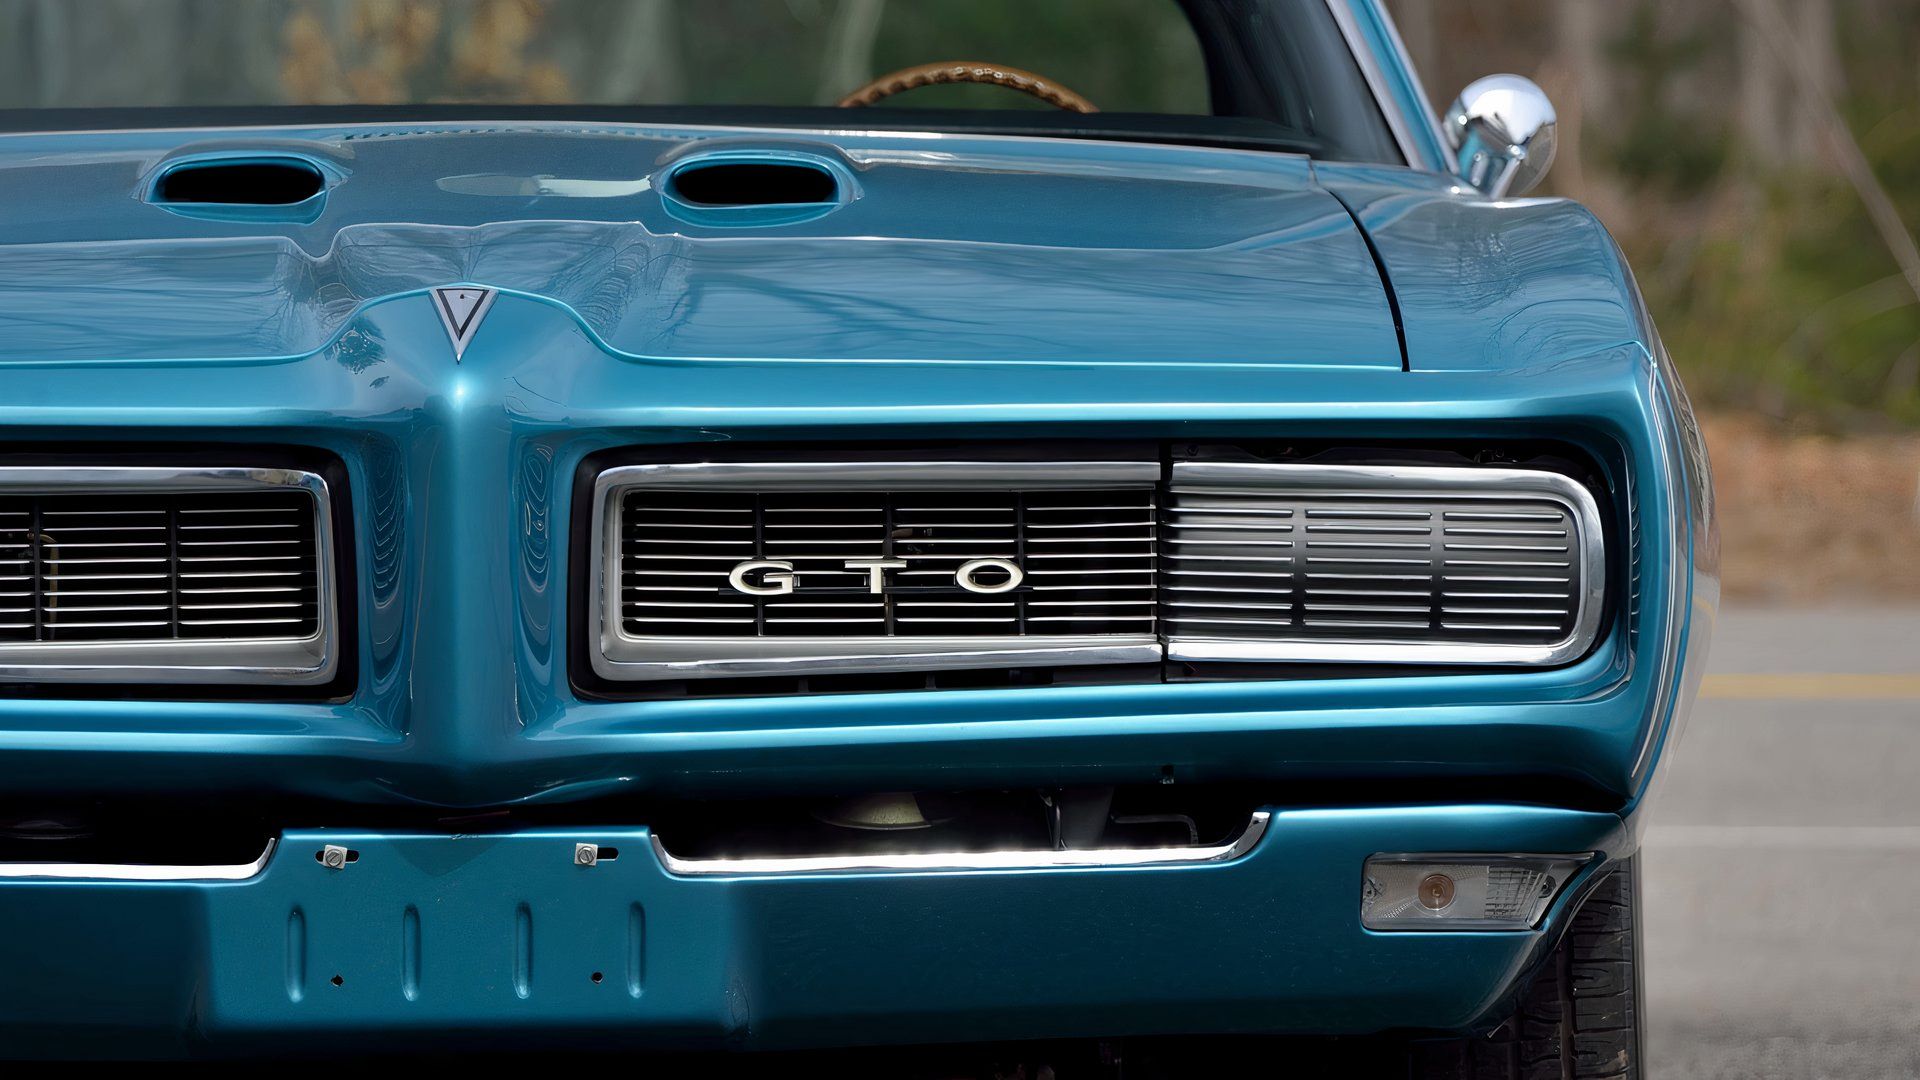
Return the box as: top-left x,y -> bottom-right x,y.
0,489 -> 321,645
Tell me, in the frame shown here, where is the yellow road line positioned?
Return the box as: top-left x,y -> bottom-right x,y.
1701,673 -> 1920,700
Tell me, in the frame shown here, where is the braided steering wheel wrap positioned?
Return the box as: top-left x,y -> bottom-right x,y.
837,60 -> 1099,113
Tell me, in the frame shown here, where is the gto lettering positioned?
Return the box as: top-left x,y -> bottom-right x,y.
723,558 -> 1024,596
726,559 -> 796,596
844,558 -> 908,594
955,557 -> 1024,594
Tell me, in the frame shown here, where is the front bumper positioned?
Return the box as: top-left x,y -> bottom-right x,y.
0,803 -> 1626,1058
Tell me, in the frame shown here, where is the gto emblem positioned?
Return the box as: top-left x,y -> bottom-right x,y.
727,558 -> 1023,596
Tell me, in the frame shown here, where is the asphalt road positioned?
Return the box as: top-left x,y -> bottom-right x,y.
1645,608 -> 1920,1079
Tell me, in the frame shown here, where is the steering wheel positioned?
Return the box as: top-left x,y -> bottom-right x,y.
838,61 -> 1098,113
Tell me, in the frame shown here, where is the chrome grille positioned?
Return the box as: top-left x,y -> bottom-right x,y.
590,460 -> 1165,681
0,467 -> 338,685
1163,462 -> 1604,666
621,488 -> 1157,638
590,456 -> 1607,682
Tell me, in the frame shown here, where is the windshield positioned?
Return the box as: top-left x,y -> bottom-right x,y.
0,0 -> 1402,161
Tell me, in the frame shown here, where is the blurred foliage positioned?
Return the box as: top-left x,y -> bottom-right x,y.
1602,7 -> 1729,193
0,0 -> 1204,114
1391,0 -> 1920,430
1655,6 -> 1920,430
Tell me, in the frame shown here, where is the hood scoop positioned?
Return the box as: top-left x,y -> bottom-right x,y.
668,160 -> 837,206
661,154 -> 847,227
148,154 -> 329,222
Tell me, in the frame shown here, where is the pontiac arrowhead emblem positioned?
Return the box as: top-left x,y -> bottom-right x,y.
432,286 -> 497,362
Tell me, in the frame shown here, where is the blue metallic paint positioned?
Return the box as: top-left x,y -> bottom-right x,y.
0,288 -> 1671,809
0,0 -> 1714,1051
0,126 -> 1399,366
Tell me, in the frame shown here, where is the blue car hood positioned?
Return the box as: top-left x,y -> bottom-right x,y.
0,122 -> 1402,368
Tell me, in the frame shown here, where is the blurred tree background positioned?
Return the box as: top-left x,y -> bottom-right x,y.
0,1 -> 1206,114
1388,0 -> 1920,431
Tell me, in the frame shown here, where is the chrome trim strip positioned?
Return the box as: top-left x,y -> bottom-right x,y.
1633,350 -> 1700,781
589,460 -> 1161,682
652,811 -> 1270,876
0,118 -> 1325,164
1324,0 -> 1429,170
1164,461 -> 1608,667
0,838 -> 276,882
0,467 -> 338,685
598,460 -> 1161,492
608,640 -> 1164,681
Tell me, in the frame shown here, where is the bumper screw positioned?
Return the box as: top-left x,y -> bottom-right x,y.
321,844 -> 349,871
574,842 -> 600,867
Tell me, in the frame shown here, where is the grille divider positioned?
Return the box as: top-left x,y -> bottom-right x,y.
882,494 -> 897,637
28,500 -> 43,643
1424,508 -> 1443,633
751,491 -> 767,637
1013,492 -> 1028,636
166,504 -> 182,640
1286,519 -> 1304,629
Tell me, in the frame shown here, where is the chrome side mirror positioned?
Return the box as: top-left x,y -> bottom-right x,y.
1444,74 -> 1558,198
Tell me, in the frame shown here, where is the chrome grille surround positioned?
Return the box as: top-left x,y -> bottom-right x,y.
589,461 -> 1162,681
1163,462 -> 1606,666
0,467 -> 338,685
590,456 -> 1610,683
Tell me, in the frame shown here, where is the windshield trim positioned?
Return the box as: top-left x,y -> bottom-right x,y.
0,105 -> 1335,156
0,113 -> 1334,169
1364,0 -> 1456,174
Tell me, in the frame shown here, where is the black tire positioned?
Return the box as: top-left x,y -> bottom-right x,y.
1414,856 -> 1645,1080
